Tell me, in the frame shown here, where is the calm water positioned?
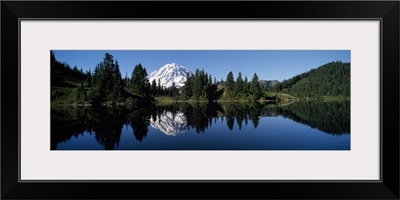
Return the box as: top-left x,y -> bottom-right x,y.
51,101 -> 350,150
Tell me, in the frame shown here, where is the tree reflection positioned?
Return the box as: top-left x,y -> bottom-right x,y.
277,101 -> 350,135
128,108 -> 151,142
220,102 -> 262,130
224,103 -> 236,131
91,107 -> 125,150
51,100 -> 350,150
51,107 -> 126,150
51,107 -> 93,150
248,103 -> 261,128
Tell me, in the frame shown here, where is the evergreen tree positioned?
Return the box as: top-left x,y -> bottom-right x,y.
270,61 -> 350,97
112,60 -> 124,100
171,82 -> 178,97
226,71 -> 235,97
243,76 -> 249,96
182,73 -> 193,100
99,53 -> 114,98
151,79 -> 157,96
234,72 -> 244,97
86,69 -> 92,87
130,63 -> 150,98
192,69 -> 203,100
250,73 -> 262,100
51,50 -> 88,86
124,72 -> 129,87
92,64 -> 100,88
76,81 -> 86,102
181,69 -> 214,101
157,79 -> 162,96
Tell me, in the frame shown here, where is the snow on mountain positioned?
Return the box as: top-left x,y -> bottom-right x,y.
150,111 -> 188,136
147,63 -> 193,88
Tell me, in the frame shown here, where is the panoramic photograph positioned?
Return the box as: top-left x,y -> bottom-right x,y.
51,50 -> 350,150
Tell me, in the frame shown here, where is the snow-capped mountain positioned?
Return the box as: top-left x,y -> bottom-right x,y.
147,63 -> 193,88
150,111 -> 188,136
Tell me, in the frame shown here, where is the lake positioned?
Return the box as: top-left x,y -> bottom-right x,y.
51,101 -> 350,150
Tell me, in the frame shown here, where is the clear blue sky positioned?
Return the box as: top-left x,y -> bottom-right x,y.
52,50 -> 350,82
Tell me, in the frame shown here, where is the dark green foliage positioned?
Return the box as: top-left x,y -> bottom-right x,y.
234,72 -> 244,97
123,72 -> 130,87
243,76 -> 249,96
219,71 -> 262,101
250,73 -> 262,100
90,53 -> 126,101
52,51 -> 154,105
91,64 -> 100,89
271,61 -> 350,97
129,63 -> 150,98
51,51 -> 87,86
166,82 -> 179,97
86,69 -> 92,87
76,81 -> 86,102
180,69 -> 217,101
225,71 -> 235,97
157,79 -> 163,96
112,60 -> 124,100
99,53 -> 114,97
191,69 -> 202,99
182,73 -> 193,99
52,50 -> 349,106
150,79 -> 157,96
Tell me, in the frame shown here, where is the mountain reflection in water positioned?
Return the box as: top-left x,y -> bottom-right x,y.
150,111 -> 188,136
51,101 -> 350,150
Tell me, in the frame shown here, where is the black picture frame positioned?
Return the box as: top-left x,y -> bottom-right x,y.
2,1 -> 399,199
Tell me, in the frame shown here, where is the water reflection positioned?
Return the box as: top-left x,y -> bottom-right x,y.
150,111 -> 188,136
51,101 -> 350,150
278,101 -> 350,135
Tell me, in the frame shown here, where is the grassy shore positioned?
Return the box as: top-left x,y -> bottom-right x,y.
155,96 -> 279,104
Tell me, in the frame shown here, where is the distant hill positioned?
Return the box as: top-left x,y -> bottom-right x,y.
260,80 -> 279,90
271,61 -> 350,97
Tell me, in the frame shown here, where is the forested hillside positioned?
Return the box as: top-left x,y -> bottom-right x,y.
51,51 -> 153,106
52,50 -> 350,106
270,61 -> 350,97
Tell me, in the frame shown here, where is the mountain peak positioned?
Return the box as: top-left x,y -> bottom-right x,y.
147,63 -> 193,88
162,63 -> 184,71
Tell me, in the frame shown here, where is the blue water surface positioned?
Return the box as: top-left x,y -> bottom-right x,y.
53,101 -> 350,150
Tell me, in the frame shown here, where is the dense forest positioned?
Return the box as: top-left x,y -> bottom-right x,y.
52,51 -> 350,107
270,61 -> 350,97
51,51 -> 268,106
179,70 -> 266,101
51,51 -> 155,107
220,72 -> 264,100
